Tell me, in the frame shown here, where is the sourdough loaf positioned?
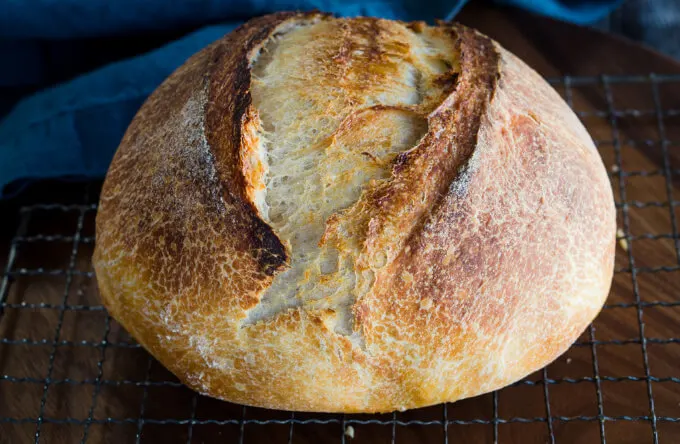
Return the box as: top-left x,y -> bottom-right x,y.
93,12 -> 616,413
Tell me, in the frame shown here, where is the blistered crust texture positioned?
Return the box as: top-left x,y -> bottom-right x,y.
93,12 -> 616,413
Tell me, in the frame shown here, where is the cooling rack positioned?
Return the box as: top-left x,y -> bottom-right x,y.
1,74 -> 680,443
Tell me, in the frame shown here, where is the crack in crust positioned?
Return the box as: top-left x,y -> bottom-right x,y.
241,17 -> 464,335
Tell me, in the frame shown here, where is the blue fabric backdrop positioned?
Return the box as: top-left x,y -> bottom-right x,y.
0,0 -> 622,197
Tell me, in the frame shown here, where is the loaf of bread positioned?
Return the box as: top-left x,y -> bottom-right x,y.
93,12 -> 616,413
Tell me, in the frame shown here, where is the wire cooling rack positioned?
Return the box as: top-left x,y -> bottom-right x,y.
2,74 -> 680,443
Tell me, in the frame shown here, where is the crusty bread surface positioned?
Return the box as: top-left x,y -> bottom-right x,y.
93,12 -> 616,413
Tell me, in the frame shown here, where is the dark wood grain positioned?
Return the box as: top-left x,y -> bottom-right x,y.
2,5 -> 680,443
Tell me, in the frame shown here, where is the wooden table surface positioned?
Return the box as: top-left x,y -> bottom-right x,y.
2,4 -> 680,444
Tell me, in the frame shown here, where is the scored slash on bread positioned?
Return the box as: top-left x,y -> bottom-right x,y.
93,12 -> 616,413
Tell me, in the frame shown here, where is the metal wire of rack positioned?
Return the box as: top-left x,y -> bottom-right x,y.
1,74 -> 680,443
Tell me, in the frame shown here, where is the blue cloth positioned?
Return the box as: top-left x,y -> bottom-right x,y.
0,0 -> 621,197
594,0 -> 680,60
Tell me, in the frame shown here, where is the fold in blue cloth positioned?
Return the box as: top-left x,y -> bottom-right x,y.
0,0 -> 621,197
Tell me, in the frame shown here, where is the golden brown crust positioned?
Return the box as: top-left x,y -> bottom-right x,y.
93,13 -> 615,413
